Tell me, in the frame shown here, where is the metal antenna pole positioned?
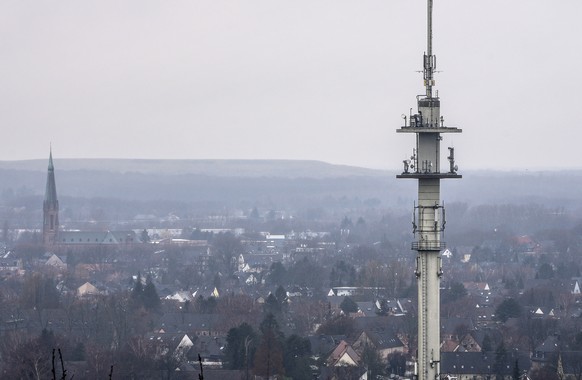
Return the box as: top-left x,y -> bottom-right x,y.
425,0 -> 434,98
427,0 -> 433,58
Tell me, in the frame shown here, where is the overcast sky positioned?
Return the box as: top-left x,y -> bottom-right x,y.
0,1 -> 580,170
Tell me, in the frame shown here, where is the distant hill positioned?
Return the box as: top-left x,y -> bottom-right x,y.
0,159 -> 403,216
1,159 -> 582,211
0,159 -> 384,178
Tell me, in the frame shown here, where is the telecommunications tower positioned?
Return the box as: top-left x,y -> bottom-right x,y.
396,0 -> 461,379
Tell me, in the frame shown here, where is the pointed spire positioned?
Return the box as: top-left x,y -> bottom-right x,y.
48,144 -> 54,171
43,147 -> 59,246
44,148 -> 58,204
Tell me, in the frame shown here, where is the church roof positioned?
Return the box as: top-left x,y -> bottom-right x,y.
59,230 -> 139,245
44,149 -> 58,206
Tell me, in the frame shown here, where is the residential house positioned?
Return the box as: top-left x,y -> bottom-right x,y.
326,340 -> 361,367
441,351 -> 531,380
441,332 -> 483,353
308,335 -> 347,361
352,329 -> 407,362
531,334 -> 560,368
45,253 -> 67,271
320,366 -> 368,380
77,282 -> 101,297
156,313 -> 225,336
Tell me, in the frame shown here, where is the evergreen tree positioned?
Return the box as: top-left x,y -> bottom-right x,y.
317,315 -> 355,336
517,276 -> 524,289
225,323 -> 256,370
494,298 -> 522,322
269,262 -> 287,285
130,272 -> 160,311
275,285 -> 288,310
39,328 -> 56,349
362,345 -> 384,378
512,359 -> 520,380
330,260 -> 356,287
260,313 -> 283,338
140,229 -> 150,243
264,293 -> 281,315
204,296 -> 217,313
442,281 -> 468,303
132,272 -> 143,303
340,296 -> 359,314
340,216 -> 353,230
194,295 -> 217,314
20,273 -> 60,309
283,334 -> 312,380
212,232 -> 243,273
387,352 -> 407,377
494,341 -> 508,380
537,263 -> 554,279
142,274 -> 161,311
482,333 -> 492,352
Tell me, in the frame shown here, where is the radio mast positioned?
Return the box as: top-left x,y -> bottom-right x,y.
396,1 -> 462,379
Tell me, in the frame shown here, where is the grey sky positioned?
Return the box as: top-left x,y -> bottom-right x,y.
1,1 -> 580,170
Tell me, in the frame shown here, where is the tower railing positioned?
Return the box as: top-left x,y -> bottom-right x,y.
411,241 -> 446,251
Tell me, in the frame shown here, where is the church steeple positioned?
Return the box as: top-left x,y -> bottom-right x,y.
43,148 -> 59,246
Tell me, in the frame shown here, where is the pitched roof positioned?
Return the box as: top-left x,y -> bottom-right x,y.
45,254 -> 66,268
441,352 -> 531,376
360,330 -> 405,350
58,230 -> 138,245
534,334 -> 560,354
308,335 -> 347,357
77,282 -> 99,296
356,301 -> 376,316
327,340 -> 360,367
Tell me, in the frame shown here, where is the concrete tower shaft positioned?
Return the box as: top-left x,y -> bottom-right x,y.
395,1 -> 462,379
415,178 -> 443,380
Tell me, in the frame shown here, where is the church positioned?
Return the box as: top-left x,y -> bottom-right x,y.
42,150 -> 141,249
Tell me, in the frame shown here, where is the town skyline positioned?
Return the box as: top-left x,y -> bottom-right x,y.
0,139 -> 580,379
